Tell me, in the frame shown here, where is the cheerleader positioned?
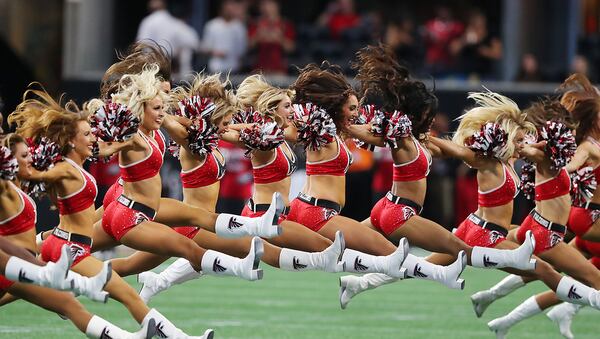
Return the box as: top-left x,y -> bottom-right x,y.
105,73 -> 344,301
337,45 -> 540,308
9,86 -> 213,339
470,79 -> 600,337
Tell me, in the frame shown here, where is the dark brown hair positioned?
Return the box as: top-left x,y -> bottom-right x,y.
291,61 -> 356,130
353,44 -> 438,140
101,40 -> 172,99
559,73 -> 600,143
524,98 -> 578,131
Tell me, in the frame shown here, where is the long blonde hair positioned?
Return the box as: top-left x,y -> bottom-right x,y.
453,91 -> 536,161
9,84 -> 87,155
88,64 -> 168,122
170,72 -> 238,124
237,74 -> 294,122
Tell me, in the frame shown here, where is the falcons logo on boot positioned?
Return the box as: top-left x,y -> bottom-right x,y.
482,255 -> 498,267
568,285 -> 582,300
213,258 -> 227,273
156,322 -> 167,338
17,269 -> 33,283
228,217 -> 243,230
292,257 -> 307,270
413,264 -> 428,278
354,257 -> 369,271
100,327 -> 114,339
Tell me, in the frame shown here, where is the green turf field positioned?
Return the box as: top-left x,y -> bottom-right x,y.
1,260 -> 597,338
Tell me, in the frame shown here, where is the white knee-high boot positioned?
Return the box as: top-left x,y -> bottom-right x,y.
402,251 -> 466,289
555,276 -> 600,309
487,296 -> 542,339
278,231 -> 345,273
215,192 -> 283,238
142,309 -> 214,339
340,238 -> 409,278
85,315 -> 156,339
4,245 -> 109,302
547,302 -> 582,339
470,231 -> 537,270
139,237 -> 264,303
470,274 -> 526,317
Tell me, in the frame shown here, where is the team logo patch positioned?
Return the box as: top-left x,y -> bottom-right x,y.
568,285 -> 582,300
591,210 -> 600,223
550,232 -> 564,247
69,244 -> 86,261
402,206 -> 416,221
134,212 -> 150,225
323,208 -> 338,221
488,230 -> 503,245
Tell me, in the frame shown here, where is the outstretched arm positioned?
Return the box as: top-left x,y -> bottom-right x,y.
346,124 -> 385,147
429,136 -> 487,169
566,143 -> 592,173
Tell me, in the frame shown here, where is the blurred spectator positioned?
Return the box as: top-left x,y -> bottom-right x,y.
318,0 -> 361,39
384,18 -> 420,68
248,0 -> 295,74
202,0 -> 248,73
371,147 -> 393,205
516,53 -> 546,82
88,157 -> 120,208
450,10 -> 502,80
423,6 -> 464,75
342,140 -> 374,221
453,163 -> 478,227
422,112 -> 454,229
136,0 -> 200,80
216,140 -> 253,214
570,54 -> 595,82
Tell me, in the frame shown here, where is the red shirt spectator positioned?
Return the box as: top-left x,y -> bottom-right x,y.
454,164 -> 478,226
424,6 -> 463,68
218,140 -> 252,200
371,147 -> 393,194
248,0 -> 295,74
88,156 -> 120,187
318,0 -> 360,39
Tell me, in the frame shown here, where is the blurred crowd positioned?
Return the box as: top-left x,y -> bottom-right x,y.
137,0 -> 597,83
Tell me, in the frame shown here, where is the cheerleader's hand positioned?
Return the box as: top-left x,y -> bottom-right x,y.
519,141 -> 546,163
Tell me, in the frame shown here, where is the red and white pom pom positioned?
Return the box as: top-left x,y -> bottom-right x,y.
176,96 -> 216,120
570,166 -> 597,207
292,103 -> 337,151
90,101 -> 140,142
465,122 -> 508,159
20,137 -> 63,198
239,120 -> 285,154
355,105 -> 377,125
232,107 -> 263,124
30,137 -> 62,171
168,117 -> 219,158
186,118 -> 219,156
520,161 -> 536,201
539,121 -> 576,170
167,139 -> 182,159
0,146 -> 18,180
88,141 -> 111,163
382,111 -> 412,148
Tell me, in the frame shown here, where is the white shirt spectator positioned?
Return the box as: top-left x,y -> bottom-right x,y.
202,17 -> 247,73
137,9 -> 200,79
